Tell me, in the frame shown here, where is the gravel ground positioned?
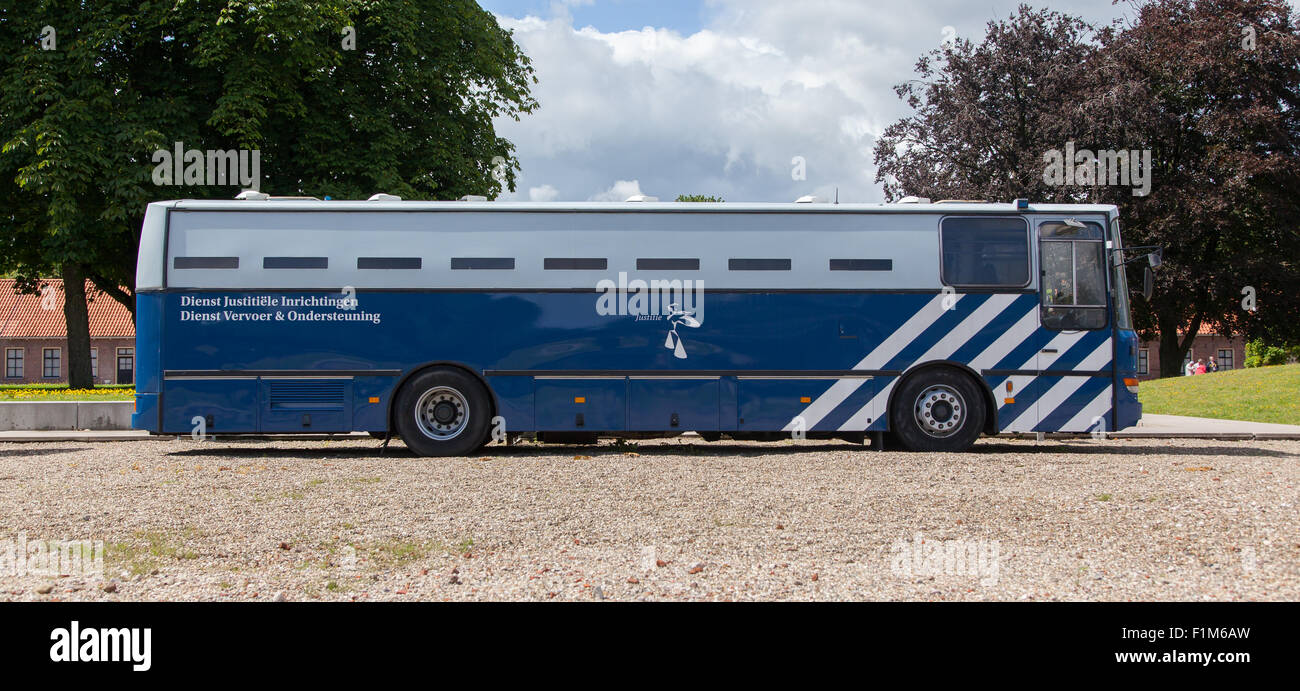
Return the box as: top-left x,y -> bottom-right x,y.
0,436 -> 1296,601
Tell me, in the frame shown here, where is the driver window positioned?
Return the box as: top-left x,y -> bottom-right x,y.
1039,222 -> 1107,330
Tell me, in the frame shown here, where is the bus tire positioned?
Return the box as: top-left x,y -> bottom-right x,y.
889,368 -> 985,452
394,368 -> 491,457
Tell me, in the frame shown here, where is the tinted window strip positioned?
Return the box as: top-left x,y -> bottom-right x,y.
829,259 -> 892,271
544,258 -> 607,271
357,257 -> 422,270
451,257 -> 515,270
264,257 -> 328,269
729,258 -> 791,271
637,258 -> 700,271
174,257 -> 239,270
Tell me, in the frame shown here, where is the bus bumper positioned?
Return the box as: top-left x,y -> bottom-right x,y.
132,392 -> 160,432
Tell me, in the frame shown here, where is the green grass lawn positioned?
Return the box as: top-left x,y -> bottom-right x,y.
0,384 -> 134,401
1138,363 -> 1300,425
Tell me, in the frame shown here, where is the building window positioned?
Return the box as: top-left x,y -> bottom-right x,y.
42,348 -> 61,378
90,348 -> 98,379
1218,349 -> 1233,371
117,348 -> 134,385
1137,348 -> 1149,375
5,348 -> 22,378
940,217 -> 1030,287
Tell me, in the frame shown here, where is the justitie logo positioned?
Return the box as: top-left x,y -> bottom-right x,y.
595,273 -> 705,359
50,621 -> 152,671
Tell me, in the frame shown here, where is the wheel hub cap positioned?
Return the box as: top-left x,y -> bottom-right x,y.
914,385 -> 965,438
415,387 -> 469,440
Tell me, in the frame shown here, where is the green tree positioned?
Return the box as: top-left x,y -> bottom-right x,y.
1081,0 -> 1300,376
675,194 -> 725,202
874,1 -> 1300,377
873,6 -> 1097,203
0,1 -> 538,388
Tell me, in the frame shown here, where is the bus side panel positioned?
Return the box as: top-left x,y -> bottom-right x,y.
131,291 -> 163,433
487,375 -> 535,433
162,379 -> 259,434
739,378 -> 879,432
627,378 -> 719,431
353,376 -> 396,432
535,379 -> 625,431
259,379 -> 352,432
985,374 -> 1039,433
1113,328 -> 1141,430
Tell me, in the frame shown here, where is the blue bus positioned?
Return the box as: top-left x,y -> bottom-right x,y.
131,197 -> 1147,455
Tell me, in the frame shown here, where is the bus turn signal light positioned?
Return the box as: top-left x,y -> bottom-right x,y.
1124,378 -> 1139,394
574,396 -> 586,404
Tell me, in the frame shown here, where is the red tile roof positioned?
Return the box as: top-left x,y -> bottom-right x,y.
0,279 -> 134,339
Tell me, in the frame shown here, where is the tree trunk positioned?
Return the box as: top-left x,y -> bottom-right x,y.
61,264 -> 95,389
1157,310 -> 1187,378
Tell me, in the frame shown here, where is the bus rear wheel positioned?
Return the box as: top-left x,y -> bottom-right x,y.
394,368 -> 491,457
889,368 -> 985,452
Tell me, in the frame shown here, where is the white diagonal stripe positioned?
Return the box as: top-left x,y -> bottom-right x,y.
835,294 -> 1017,431
968,307 -> 1040,372
1060,387 -> 1113,432
1004,339 -> 1113,429
783,293 -> 960,431
998,330 -> 1095,410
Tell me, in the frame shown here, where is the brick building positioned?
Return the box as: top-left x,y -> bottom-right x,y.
1137,323 -> 1245,380
0,279 -> 136,385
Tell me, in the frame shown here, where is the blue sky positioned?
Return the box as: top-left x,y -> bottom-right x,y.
478,0 -> 708,35
475,1 -> 1149,203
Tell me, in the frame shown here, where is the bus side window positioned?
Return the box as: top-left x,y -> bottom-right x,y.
938,217 -> 1030,288
1039,221 -> 1107,330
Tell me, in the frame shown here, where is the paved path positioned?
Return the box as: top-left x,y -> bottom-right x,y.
1111,413 -> 1300,439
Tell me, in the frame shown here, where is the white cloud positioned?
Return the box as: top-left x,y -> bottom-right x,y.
588,179 -> 646,201
492,1 -> 1138,203
528,184 -> 560,202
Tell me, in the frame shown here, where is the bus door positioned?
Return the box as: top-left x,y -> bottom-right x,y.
1031,220 -> 1114,433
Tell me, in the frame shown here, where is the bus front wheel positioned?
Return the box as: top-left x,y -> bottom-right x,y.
889,368 -> 985,452
394,368 -> 492,457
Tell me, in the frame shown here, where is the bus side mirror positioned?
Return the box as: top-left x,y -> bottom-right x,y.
1147,248 -> 1162,268
1143,266 -> 1154,301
